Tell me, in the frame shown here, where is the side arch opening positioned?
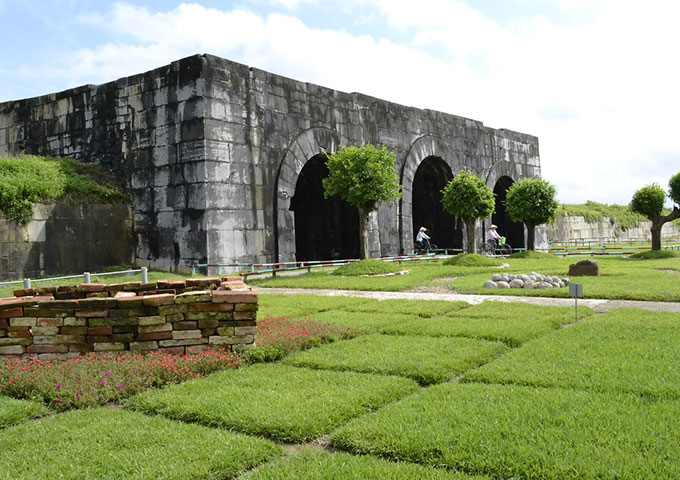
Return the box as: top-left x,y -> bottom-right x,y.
412,156 -> 463,251
492,176 -> 525,249
289,155 -> 359,261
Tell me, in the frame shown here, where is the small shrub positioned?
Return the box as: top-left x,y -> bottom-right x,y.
243,346 -> 286,364
629,250 -> 680,259
332,259 -> 404,276
442,253 -> 503,267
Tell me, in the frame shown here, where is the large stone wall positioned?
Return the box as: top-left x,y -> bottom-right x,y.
0,203 -> 133,281
0,54 -> 542,270
546,216 -> 680,244
0,277 -> 256,360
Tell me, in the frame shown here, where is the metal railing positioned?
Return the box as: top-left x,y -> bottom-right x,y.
0,267 -> 149,290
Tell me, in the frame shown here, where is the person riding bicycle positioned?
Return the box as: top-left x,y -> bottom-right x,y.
416,227 -> 431,250
485,224 -> 502,249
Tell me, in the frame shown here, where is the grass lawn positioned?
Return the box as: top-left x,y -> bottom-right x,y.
339,298 -> 470,317
464,309 -> 680,399
283,334 -> 508,385
308,311 -> 420,333
240,449 -> 490,479
251,255 -> 680,302
257,294 -> 373,318
0,408 -> 281,480
330,382 -> 680,479
127,364 -> 418,443
0,396 -> 49,429
380,301 -> 595,346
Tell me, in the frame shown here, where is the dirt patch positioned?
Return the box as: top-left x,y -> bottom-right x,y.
659,269 -> 680,274
432,276 -> 458,284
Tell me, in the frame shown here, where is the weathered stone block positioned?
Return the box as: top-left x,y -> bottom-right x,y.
173,321 -> 198,330
10,318 -> 37,327
27,345 -> 69,354
142,294 -> 175,307
209,335 -> 254,345
63,317 -> 86,326
138,323 -> 173,334
234,326 -> 257,336
171,329 -> 202,340
94,342 -> 126,351
234,311 -> 256,321
137,332 -> 173,341
197,318 -> 220,328
0,307 -> 23,319
61,326 -> 88,335
7,329 -> 31,338
0,345 -> 25,355
158,304 -> 188,315
116,297 -> 146,308
130,341 -> 159,351
212,290 -> 257,304
175,291 -> 212,304
568,260 -> 599,276
216,326 -> 234,336
37,318 -> 64,327
33,335 -> 85,345
75,309 -> 109,318
159,338 -> 208,347
165,313 -> 185,323
32,326 -> 59,336
234,303 -> 258,312
88,326 -> 113,335
137,315 -> 166,326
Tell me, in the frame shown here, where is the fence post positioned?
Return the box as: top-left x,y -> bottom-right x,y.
83,272 -> 91,284
141,267 -> 148,284
23,278 -> 31,289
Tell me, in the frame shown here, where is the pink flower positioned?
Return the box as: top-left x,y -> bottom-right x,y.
76,395 -> 82,399
55,398 -> 61,403
56,384 -> 61,389
119,385 -> 124,389
101,381 -> 106,385
104,372 -> 111,376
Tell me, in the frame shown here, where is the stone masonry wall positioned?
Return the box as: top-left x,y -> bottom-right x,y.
546,216 -> 680,244
0,203 -> 134,281
0,277 -> 256,360
0,54 -> 543,268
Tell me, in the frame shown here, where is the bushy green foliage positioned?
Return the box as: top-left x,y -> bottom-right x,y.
440,170 -> 495,221
670,171 -> 680,204
332,259 -> 405,276
323,145 -> 401,209
557,201 -> 646,230
442,253 -> 503,266
629,249 -> 680,259
0,155 -> 125,224
505,177 -> 559,226
630,183 -> 666,218
0,396 -> 49,429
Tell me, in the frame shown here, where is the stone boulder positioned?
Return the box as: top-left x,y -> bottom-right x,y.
568,260 -> 599,276
484,280 -> 498,289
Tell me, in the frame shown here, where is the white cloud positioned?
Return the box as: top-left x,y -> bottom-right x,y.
9,0 -> 680,205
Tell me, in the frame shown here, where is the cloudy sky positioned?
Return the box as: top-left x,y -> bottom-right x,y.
1,0 -> 678,206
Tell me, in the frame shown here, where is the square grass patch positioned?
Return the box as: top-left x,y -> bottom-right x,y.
283,334 -> 508,385
341,298 -> 470,317
127,364 -> 418,443
0,408 -> 281,480
382,314 -> 564,347
449,300 -> 594,322
331,383 -> 680,479
310,311 -> 419,333
258,294 -> 371,319
0,396 -> 49,429
464,309 -> 680,399
240,449 -> 489,479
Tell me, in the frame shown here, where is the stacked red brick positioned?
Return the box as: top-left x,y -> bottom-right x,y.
0,277 -> 257,360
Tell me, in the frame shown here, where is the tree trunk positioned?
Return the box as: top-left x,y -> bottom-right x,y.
649,208 -> 679,251
464,218 -> 477,254
358,206 -> 371,259
526,223 -> 536,251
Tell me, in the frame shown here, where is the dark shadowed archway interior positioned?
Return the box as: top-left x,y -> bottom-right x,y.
492,176 -> 525,249
290,155 -> 359,261
412,157 -> 463,250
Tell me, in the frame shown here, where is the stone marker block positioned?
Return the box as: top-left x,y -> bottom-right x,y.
568,259 -> 599,276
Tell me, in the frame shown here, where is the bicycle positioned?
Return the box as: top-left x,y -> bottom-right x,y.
481,237 -> 512,256
415,238 -> 438,254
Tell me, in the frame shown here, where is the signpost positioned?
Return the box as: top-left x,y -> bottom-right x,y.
569,283 -> 583,321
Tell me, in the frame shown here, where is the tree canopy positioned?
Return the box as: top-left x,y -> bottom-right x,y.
323,144 -> 401,258
440,170 -> 495,253
630,171 -> 680,250
323,145 -> 401,211
505,177 -> 558,250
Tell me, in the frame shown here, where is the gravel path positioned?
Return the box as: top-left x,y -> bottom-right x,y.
255,287 -> 680,314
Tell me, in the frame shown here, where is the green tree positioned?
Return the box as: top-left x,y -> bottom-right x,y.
323,145 -> 402,259
630,171 -> 680,250
441,170 -> 495,254
505,177 -> 559,251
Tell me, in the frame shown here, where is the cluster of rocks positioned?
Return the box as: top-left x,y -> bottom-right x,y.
484,273 -> 571,290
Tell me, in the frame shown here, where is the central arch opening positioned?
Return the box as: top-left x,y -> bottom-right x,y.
492,176 -> 525,249
412,157 -> 462,251
289,155 -> 359,261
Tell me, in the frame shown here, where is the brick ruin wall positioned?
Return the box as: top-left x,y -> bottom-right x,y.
0,277 -> 257,361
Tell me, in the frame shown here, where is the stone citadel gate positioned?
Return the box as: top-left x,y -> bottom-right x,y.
0,54 -> 541,271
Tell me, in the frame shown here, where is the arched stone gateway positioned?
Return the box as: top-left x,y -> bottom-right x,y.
400,135 -> 465,254
411,156 -> 462,251
491,175 -> 526,250
274,128 -> 343,262
289,155 -> 359,261
0,54 -> 543,270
